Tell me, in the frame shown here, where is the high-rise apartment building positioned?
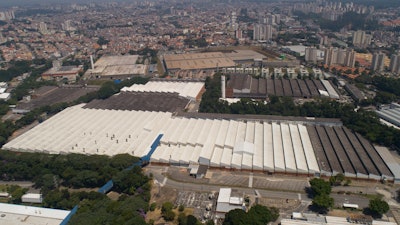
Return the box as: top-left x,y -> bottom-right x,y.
389,54 -> 400,74
352,30 -> 371,48
253,24 -> 273,41
344,49 -> 356,68
62,20 -> 74,31
324,47 -> 338,66
0,10 -> 15,21
371,52 -> 385,72
305,47 -> 318,63
324,47 -> 356,68
230,11 -> 238,30
39,22 -> 48,34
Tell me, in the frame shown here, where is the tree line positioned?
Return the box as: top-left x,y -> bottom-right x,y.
0,151 -> 142,193
309,178 -> 389,218
0,150 -> 151,224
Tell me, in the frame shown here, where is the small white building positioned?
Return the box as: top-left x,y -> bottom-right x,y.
0,202 -> 70,225
300,68 -> 309,78
22,193 -> 43,203
261,68 -> 270,78
0,93 -> 10,101
312,68 -> 323,79
286,68 -> 296,79
0,82 -> 8,89
215,188 -> 244,219
274,68 -> 283,78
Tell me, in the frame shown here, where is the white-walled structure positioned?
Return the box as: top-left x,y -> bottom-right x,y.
3,104 -> 397,181
0,202 -> 70,225
121,81 -> 204,100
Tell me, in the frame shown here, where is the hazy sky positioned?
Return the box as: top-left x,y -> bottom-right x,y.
0,0 -> 129,7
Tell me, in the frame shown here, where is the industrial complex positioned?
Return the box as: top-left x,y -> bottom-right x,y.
86,55 -> 148,79
376,103 -> 400,128
3,80 -> 400,183
162,50 -> 294,75
226,74 -> 339,99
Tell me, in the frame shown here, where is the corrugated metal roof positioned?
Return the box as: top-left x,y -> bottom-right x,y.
217,188 -> 231,203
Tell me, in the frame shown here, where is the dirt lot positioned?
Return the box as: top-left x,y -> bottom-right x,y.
150,182 -> 178,207
16,85 -> 99,111
328,209 -> 364,218
258,197 -> 301,211
146,205 -> 194,224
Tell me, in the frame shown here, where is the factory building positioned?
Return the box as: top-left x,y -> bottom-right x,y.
0,203 -> 71,225
163,52 -> 235,73
226,74 -> 339,99
3,103 -> 398,182
3,80 -> 400,183
88,55 -> 148,80
42,60 -> 82,82
376,103 -> 400,128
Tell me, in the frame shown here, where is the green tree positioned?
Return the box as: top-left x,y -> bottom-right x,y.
149,202 -> 157,211
223,209 -> 249,225
186,215 -> 198,225
205,220 -> 215,225
368,198 -> 389,217
312,194 -> 334,212
309,178 -> 332,196
110,154 -> 139,170
163,210 -> 176,221
247,204 -> 279,225
329,173 -> 345,186
178,213 -> 187,225
8,185 -> 27,204
162,202 -> 174,214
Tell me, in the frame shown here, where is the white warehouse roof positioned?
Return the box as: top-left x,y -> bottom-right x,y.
4,105 -> 321,174
0,202 -> 70,225
121,81 -> 204,100
4,104 -> 396,180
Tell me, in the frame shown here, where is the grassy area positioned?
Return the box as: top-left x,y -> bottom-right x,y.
146,206 -> 194,225
86,79 -> 111,86
0,185 -> 8,192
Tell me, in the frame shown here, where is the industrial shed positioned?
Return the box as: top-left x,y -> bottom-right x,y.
3,105 -> 398,182
376,103 -> 400,128
84,91 -> 190,112
121,80 -> 205,101
163,52 -> 235,72
226,74 -> 339,99
88,55 -> 148,79
0,203 -> 71,225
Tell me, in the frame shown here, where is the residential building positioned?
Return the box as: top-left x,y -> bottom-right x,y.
352,30 -> 372,48
253,24 -> 273,41
305,47 -> 318,63
389,54 -> 400,74
371,52 -> 385,72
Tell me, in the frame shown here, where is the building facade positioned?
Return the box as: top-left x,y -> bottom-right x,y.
371,52 -> 385,72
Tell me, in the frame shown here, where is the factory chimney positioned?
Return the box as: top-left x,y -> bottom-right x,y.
221,75 -> 226,99
90,55 -> 94,70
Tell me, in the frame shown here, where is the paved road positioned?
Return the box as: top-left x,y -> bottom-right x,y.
147,165 -> 373,209
0,181 -> 34,188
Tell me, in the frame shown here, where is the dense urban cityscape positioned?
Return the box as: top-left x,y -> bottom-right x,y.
0,0 -> 400,225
